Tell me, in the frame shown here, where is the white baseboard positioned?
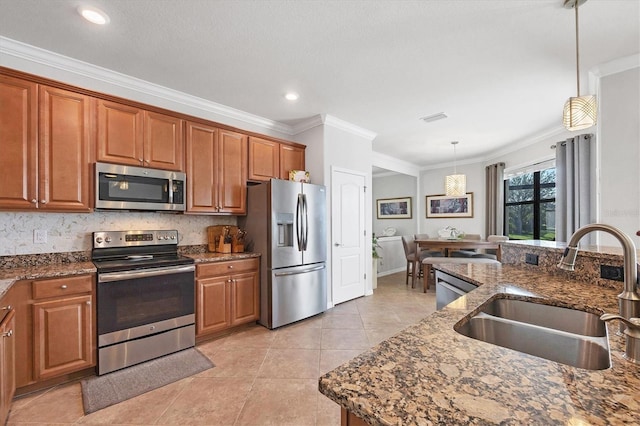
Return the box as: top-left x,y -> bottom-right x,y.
377,267 -> 405,277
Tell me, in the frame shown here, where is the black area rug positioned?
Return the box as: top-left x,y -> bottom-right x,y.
80,348 -> 214,414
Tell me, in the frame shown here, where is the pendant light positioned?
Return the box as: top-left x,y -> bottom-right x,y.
445,141 -> 466,196
562,0 -> 596,131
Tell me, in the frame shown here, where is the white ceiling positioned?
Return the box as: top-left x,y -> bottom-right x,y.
0,0 -> 638,168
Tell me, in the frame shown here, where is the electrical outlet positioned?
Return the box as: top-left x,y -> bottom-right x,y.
600,265 -> 624,281
525,253 -> 538,265
33,229 -> 48,244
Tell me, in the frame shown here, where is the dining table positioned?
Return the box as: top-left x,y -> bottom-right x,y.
413,238 -> 503,287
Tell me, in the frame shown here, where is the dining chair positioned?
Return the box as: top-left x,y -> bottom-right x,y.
401,235 -> 427,287
450,233 -> 482,258
414,234 -> 444,258
486,235 -> 509,256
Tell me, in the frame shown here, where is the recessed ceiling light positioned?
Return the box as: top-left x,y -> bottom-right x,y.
284,92 -> 299,101
78,6 -> 110,25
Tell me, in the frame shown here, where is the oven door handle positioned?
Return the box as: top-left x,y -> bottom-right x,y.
98,265 -> 195,283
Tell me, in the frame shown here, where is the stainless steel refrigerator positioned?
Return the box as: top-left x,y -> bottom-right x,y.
239,179 -> 327,329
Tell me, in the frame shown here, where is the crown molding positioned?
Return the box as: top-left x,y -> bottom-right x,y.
290,115 -> 325,134
590,53 -> 639,78
0,36 -> 293,135
321,114 -> 377,141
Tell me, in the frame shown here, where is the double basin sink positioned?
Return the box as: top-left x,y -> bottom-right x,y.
454,295 -> 611,370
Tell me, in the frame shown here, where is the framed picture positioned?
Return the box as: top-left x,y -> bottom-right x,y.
426,193 -> 473,218
376,197 -> 412,219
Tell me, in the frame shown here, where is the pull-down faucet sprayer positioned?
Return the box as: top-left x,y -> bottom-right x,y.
558,224 -> 640,332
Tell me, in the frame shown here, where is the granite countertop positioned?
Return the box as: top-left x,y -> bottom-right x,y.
0,252 -> 261,299
0,261 -> 97,299
319,263 -> 640,425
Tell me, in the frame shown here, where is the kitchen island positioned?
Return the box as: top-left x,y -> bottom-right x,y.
319,263 -> 639,425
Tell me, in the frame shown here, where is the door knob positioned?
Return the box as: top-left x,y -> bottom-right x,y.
334,243 -> 340,246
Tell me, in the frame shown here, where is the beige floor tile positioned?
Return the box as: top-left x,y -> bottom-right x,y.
78,377 -> 191,425
217,325 -> 276,349
156,377 -> 254,425
319,349 -> 364,375
194,335 -> 228,356
271,326 -> 321,349
235,378 -> 318,426
258,348 -> 320,379
8,382 -> 84,424
316,393 -> 342,426
321,328 -> 371,350
321,313 -> 363,329
359,312 -> 403,329
326,300 -> 360,315
196,347 -> 269,378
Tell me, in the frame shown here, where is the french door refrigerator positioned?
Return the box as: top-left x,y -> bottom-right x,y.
240,179 -> 327,329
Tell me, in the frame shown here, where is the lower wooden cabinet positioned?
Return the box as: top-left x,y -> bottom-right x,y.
196,258 -> 260,337
32,294 -> 93,380
0,307 -> 15,425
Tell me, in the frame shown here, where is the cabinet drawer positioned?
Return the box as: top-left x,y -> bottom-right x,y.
32,275 -> 93,300
197,258 -> 259,278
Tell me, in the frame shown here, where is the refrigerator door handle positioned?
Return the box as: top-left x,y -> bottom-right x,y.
302,194 -> 309,250
296,194 -> 304,251
273,264 -> 326,277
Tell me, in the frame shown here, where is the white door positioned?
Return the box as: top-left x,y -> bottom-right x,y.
331,168 -> 366,304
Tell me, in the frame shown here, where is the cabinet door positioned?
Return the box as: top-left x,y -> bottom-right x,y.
97,100 -> 144,167
32,295 -> 94,380
230,271 -> 259,326
196,276 -> 231,336
144,111 -> 184,171
279,144 -> 305,179
0,309 -> 15,426
0,75 -> 38,210
248,137 -> 280,182
186,121 -> 217,213
39,86 -> 93,211
217,129 -> 247,214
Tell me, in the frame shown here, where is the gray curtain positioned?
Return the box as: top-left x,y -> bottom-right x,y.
555,134 -> 596,242
485,162 -> 505,237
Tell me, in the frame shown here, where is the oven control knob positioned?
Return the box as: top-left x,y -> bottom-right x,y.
95,237 -> 103,244
170,235 -> 175,240
105,237 -> 112,243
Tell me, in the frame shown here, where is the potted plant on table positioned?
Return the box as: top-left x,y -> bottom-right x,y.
372,235 -> 382,289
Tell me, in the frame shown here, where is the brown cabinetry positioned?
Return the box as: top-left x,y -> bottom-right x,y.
0,305 -> 15,425
248,137 -> 306,182
0,75 -> 93,211
97,99 -> 184,171
186,122 -> 247,214
196,258 -> 260,337
31,275 -> 94,381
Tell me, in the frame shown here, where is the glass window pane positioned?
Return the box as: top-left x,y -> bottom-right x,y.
540,168 -> 556,200
540,201 -> 555,240
507,204 -> 534,240
506,173 -> 534,203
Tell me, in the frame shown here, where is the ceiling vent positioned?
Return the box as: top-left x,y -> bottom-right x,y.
420,112 -> 448,123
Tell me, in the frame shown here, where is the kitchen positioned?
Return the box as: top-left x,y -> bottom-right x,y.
1,0 -> 640,425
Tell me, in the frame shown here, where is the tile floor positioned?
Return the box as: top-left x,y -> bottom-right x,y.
7,272 -> 436,425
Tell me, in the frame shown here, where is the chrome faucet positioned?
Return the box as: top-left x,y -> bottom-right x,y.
558,224 -> 640,332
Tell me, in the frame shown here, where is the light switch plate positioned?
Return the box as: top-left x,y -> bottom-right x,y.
34,229 -> 48,244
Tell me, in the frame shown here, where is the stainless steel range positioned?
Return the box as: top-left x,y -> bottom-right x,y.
92,230 -> 195,375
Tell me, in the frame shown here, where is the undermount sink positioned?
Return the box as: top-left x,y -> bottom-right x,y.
455,295 -> 611,370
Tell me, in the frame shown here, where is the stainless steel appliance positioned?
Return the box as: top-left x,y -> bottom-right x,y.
95,162 -> 186,211
240,179 -> 327,329
435,270 -> 478,310
92,230 -> 195,375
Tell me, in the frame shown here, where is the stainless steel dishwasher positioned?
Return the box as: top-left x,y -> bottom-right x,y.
435,270 -> 478,310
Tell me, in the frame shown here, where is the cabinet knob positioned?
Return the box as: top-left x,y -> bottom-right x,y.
40,199 -> 47,204
1,305 -> 11,311
228,265 -> 234,269
1,330 -> 12,338
86,301 -> 91,305
31,199 -> 37,204
60,285 -> 67,289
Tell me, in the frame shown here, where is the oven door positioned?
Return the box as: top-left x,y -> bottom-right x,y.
97,264 -> 195,346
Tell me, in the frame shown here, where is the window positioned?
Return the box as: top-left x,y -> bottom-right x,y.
504,168 -> 556,240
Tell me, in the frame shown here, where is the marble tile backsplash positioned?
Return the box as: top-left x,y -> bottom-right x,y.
0,211 -> 236,256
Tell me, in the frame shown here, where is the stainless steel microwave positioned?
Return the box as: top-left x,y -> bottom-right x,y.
95,162 -> 186,211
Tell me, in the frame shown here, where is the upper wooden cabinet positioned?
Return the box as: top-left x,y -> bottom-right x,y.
97,99 -> 184,171
0,75 -> 93,212
280,144 -> 305,180
248,137 -> 306,182
186,122 -> 247,214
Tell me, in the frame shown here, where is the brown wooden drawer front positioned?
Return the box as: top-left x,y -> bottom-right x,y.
32,275 -> 93,300
197,258 -> 259,278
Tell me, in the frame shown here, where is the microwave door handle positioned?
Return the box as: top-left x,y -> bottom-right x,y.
168,178 -> 174,204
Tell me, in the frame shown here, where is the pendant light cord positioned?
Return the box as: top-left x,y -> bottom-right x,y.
575,0 -> 580,96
